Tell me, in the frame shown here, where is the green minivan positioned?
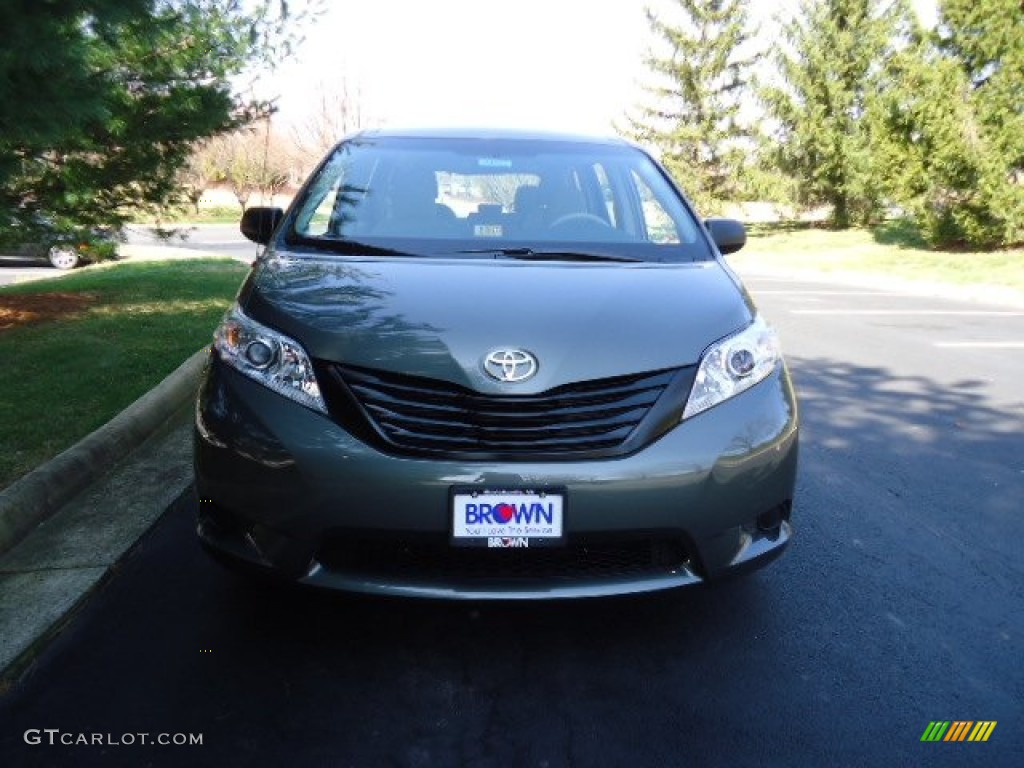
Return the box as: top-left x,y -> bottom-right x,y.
194,128 -> 799,599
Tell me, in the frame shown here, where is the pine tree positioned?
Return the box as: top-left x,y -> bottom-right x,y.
940,0 -> 1024,174
936,0 -> 1023,245
760,0 -> 915,228
870,0 -> 1023,247
628,0 -> 759,214
0,1 -> 314,244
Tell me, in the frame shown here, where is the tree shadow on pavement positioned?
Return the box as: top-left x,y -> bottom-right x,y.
786,353 -> 1023,523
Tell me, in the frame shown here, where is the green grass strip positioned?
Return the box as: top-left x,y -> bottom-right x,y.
732,222 -> 1024,294
0,258 -> 248,489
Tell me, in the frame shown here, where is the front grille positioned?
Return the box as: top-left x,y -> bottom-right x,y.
316,534 -> 691,584
320,363 -> 682,459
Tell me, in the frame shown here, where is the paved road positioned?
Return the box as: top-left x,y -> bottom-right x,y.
0,256 -> 63,287
123,222 -> 259,261
2,271 -> 1022,767
0,224 -> 256,287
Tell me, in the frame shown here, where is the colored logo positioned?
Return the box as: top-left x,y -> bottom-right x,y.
493,503 -> 516,523
483,349 -> 538,382
920,721 -> 997,742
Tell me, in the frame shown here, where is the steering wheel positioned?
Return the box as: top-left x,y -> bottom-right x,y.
548,213 -> 611,232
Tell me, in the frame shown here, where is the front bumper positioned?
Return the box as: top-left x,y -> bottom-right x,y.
194,356 -> 799,599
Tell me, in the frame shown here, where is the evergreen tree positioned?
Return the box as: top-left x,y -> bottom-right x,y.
760,0 -> 915,228
871,0 -> 1023,247
628,0 -> 759,214
940,0 -> 1024,177
0,1 -> 314,244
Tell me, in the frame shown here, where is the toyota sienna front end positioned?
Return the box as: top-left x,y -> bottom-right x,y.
194,128 -> 799,599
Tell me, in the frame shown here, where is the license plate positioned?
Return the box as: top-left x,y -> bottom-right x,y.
451,488 -> 565,548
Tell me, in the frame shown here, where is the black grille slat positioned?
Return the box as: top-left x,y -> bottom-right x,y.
357,389 -> 660,424
347,374 -> 668,412
383,426 -> 632,451
349,386 -> 468,416
366,403 -> 647,438
323,363 -> 680,458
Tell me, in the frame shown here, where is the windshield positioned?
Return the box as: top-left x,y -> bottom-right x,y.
286,134 -> 711,262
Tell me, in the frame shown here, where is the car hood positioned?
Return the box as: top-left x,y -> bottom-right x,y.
242,255 -> 752,394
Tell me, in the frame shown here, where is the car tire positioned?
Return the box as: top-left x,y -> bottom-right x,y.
48,245 -> 81,270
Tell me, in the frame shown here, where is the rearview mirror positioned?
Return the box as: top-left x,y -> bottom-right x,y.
705,218 -> 746,255
240,206 -> 284,245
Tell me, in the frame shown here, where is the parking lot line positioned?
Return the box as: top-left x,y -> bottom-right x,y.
791,309 -> 1024,317
933,342 -> 1024,349
751,290 -> 918,296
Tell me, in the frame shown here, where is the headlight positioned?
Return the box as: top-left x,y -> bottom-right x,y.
682,316 -> 780,420
212,304 -> 327,414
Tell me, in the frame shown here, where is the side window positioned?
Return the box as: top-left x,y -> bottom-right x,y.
592,163 -> 617,227
294,147 -> 358,236
631,171 -> 680,244
303,182 -> 338,236
293,146 -> 382,238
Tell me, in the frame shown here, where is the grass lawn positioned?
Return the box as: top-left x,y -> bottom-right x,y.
731,221 -> 1024,294
0,258 -> 249,490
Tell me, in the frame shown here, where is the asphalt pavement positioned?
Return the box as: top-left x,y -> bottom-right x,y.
0,256 -> 63,287
122,223 -> 261,262
1,257 -> 1022,767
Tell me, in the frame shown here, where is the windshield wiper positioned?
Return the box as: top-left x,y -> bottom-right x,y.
288,235 -> 421,257
456,247 -> 644,263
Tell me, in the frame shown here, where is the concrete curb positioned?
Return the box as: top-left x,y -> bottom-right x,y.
0,347 -> 208,554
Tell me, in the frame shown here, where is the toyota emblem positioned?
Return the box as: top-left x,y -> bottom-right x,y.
483,349 -> 538,383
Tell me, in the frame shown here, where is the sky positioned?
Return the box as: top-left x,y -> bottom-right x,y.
262,0 -> 939,138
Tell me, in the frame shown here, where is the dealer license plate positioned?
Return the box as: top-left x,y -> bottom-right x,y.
451,488 -> 565,548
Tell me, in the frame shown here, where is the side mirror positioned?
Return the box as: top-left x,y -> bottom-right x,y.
705,218 -> 746,255
240,207 -> 285,245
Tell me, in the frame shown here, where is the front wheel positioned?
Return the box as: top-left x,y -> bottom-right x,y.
48,245 -> 81,270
